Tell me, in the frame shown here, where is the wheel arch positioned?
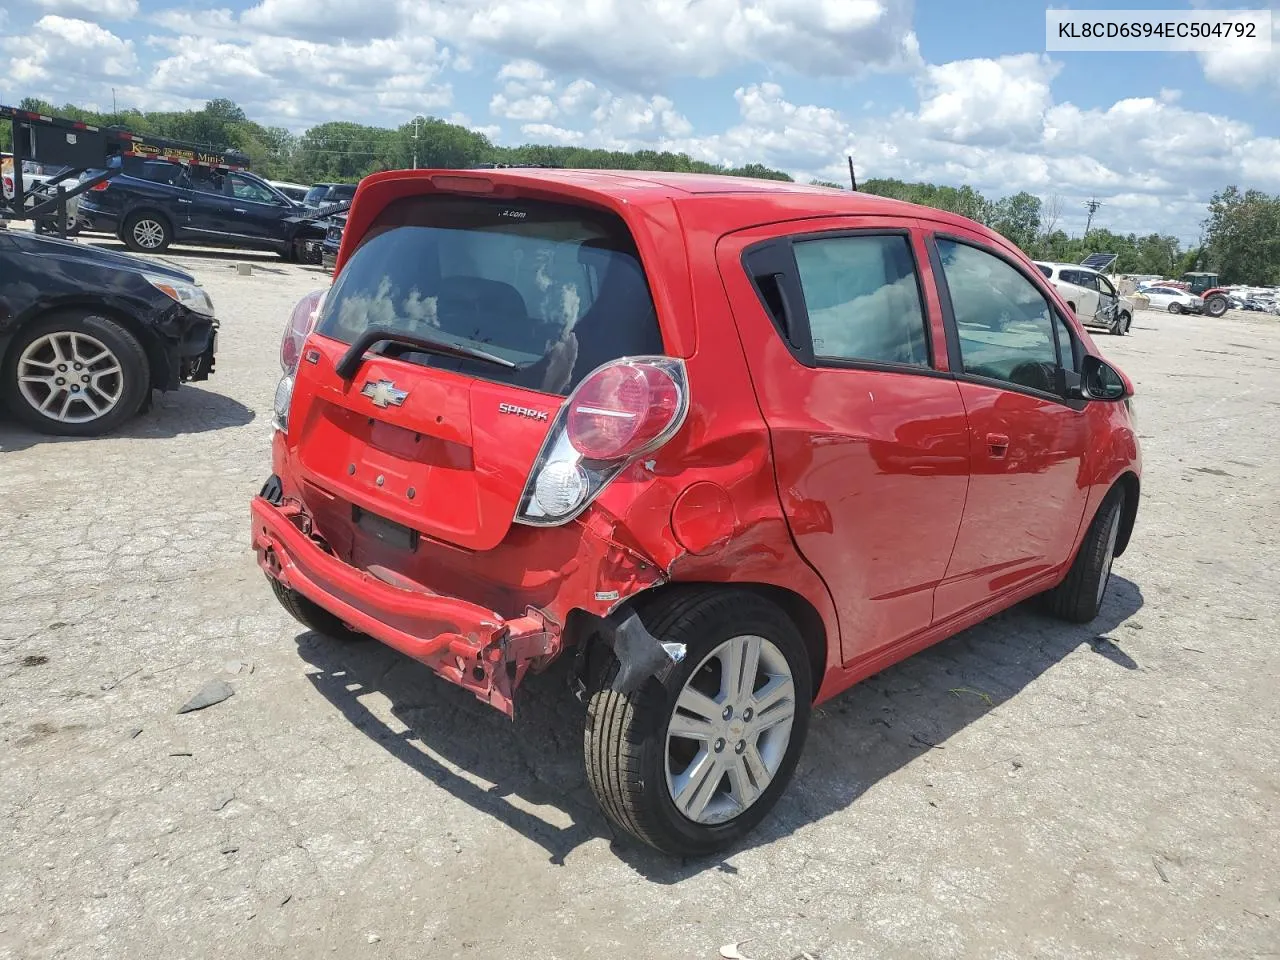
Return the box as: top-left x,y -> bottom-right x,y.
1113,471 -> 1140,557
567,580 -> 829,703
1,301 -> 162,392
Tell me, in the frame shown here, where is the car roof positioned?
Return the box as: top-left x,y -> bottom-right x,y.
354,167 -> 1023,249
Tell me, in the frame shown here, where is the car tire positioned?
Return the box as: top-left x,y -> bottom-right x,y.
2,311 -> 150,436
1110,311 -> 1130,335
269,578 -> 365,642
123,211 -> 171,253
1168,302 -> 1184,315
1041,489 -> 1125,624
584,589 -> 812,856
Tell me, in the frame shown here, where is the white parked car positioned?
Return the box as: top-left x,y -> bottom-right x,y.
1034,261 -> 1134,335
267,181 -> 309,205
2,158 -> 83,234
1137,285 -> 1204,315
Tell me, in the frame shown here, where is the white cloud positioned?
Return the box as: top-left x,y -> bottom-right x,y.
34,0 -> 138,19
148,8 -> 243,39
519,78 -> 1279,242
136,0 -> 920,89
916,54 -> 1060,145
559,79 -> 602,114
490,92 -> 558,121
519,123 -> 585,145
590,93 -> 693,139
486,67 -> 693,144
447,112 -> 500,140
496,59 -> 553,86
411,0 -> 921,84
241,0 -> 403,42
142,33 -> 454,127
489,59 -> 560,120
1198,4 -> 1279,96
1,16 -> 138,87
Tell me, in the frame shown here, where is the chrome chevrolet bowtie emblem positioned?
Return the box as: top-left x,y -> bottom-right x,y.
360,379 -> 408,408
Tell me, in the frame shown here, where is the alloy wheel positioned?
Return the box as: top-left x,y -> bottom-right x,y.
132,219 -> 165,249
665,634 -> 797,825
17,331 -> 125,424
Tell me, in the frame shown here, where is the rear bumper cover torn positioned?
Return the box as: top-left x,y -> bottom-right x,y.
252,495 -> 561,716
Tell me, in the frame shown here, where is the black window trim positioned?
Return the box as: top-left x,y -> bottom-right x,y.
741,226 -> 944,379
927,231 -> 1087,410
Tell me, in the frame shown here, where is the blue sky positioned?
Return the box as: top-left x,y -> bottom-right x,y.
2,0 -> 1277,242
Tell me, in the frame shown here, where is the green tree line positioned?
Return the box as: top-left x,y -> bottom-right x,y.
5,97 -> 1277,285
3,97 -> 793,185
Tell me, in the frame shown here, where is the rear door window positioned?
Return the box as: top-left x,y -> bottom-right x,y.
315,195 -> 664,395
791,234 -> 930,366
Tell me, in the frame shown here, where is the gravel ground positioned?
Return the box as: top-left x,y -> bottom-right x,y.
1,241 -> 1278,960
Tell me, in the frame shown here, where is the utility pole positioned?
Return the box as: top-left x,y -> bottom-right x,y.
1082,197 -> 1103,236
411,116 -> 425,170
847,154 -> 858,191
111,88 -> 117,119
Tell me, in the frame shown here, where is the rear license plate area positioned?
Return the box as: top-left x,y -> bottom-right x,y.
352,505 -> 419,552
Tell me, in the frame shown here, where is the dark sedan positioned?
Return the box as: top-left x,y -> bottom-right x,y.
0,230 -> 218,436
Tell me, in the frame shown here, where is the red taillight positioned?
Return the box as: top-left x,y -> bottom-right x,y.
567,361 -> 681,460
516,357 -> 689,527
89,181 -> 110,192
281,288 -> 327,372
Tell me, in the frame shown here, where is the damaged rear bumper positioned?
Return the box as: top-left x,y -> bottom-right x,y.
251,495 -> 560,716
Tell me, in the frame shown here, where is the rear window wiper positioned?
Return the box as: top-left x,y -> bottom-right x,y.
335,327 -> 518,380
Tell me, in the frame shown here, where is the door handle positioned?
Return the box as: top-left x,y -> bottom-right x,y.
177,198 -> 192,204
986,433 -> 1010,458
233,207 -> 247,214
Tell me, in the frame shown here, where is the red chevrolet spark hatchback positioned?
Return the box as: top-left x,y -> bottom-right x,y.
253,169 -> 1140,855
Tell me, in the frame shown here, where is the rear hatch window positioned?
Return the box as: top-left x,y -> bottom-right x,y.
314,194 -> 664,395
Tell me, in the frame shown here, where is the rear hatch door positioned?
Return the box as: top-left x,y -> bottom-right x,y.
289,192 -> 664,553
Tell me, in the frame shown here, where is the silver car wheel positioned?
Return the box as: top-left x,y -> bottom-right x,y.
132,218 -> 165,249
17,331 -> 125,424
665,634 -> 796,825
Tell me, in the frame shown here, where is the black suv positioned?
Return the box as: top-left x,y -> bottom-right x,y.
79,158 -> 321,258
302,183 -> 357,211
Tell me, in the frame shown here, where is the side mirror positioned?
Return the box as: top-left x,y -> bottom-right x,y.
1078,355 -> 1128,401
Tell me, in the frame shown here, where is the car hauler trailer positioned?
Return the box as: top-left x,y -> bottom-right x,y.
1,104 -> 249,239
